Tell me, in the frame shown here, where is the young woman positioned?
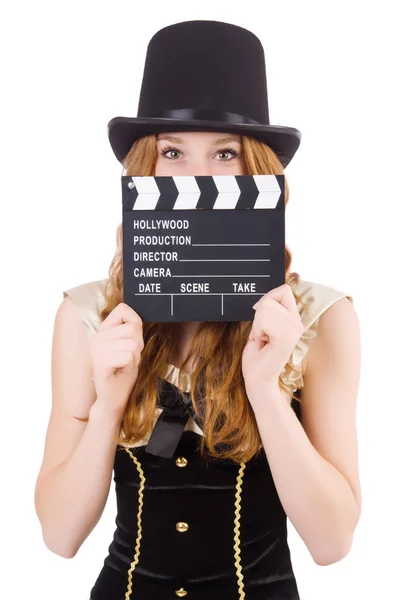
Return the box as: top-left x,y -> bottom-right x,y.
34,21 -> 361,600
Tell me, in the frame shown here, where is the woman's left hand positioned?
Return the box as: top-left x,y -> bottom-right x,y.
242,283 -> 304,396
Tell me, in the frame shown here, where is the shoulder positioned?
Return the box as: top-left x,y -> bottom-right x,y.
62,278 -> 108,337
298,279 -> 359,382
281,276 -> 354,397
289,276 -> 353,325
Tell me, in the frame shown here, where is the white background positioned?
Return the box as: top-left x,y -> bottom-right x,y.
1,1 -> 396,598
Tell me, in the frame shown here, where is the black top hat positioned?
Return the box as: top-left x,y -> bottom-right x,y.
108,20 -> 302,168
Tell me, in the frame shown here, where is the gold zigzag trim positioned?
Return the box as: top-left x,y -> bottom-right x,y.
123,448 -> 146,600
122,449 -> 246,599
233,461 -> 247,599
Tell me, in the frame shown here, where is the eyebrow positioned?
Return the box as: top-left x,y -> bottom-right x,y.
157,134 -> 242,145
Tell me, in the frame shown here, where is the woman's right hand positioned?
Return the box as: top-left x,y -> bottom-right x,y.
89,302 -> 144,422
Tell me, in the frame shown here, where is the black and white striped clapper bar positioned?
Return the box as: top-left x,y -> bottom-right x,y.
122,174 -> 285,322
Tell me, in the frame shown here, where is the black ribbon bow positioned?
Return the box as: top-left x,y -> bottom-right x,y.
145,379 -> 204,458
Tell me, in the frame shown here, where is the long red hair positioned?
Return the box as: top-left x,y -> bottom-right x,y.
99,134 -> 307,463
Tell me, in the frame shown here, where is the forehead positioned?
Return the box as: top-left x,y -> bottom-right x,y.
156,131 -> 242,143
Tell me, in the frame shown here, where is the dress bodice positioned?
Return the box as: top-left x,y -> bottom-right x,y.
89,382 -> 302,600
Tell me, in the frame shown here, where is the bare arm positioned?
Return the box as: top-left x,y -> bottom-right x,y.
35,403 -> 122,558
34,297 -> 122,558
248,297 -> 361,566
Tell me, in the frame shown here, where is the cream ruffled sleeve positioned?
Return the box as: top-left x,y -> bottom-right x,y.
62,278 -> 108,338
280,278 -> 353,399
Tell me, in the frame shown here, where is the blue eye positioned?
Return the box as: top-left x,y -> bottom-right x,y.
161,147 -> 181,159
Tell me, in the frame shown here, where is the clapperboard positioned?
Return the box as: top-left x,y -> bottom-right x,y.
122,174 -> 285,322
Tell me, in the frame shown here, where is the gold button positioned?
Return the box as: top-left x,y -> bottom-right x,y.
176,456 -> 188,467
176,521 -> 189,532
175,588 -> 188,597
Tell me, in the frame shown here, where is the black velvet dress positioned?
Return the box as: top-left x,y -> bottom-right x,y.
88,378 -> 302,600
61,276 -> 352,599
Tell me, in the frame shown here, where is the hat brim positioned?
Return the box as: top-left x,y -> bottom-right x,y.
107,116 -> 301,169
